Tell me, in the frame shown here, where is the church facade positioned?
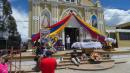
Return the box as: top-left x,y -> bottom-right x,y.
29,0 -> 106,46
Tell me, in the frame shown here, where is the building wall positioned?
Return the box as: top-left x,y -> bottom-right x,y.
29,0 -> 105,39
118,40 -> 130,47
116,32 -> 130,47
116,23 -> 130,47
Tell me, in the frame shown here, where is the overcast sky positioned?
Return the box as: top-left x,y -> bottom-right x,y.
9,0 -> 130,40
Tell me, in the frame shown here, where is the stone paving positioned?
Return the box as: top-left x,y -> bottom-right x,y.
11,60 -> 130,73
11,60 -> 114,72
56,62 -> 130,73
28,62 -> 130,73
68,61 -> 114,70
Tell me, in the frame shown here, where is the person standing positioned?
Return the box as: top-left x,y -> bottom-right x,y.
33,46 -> 41,72
66,35 -> 70,49
34,40 -> 40,48
33,40 -> 41,71
39,51 -> 57,73
0,57 -> 8,73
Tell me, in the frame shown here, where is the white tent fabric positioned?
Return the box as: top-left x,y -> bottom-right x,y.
105,38 -> 116,43
71,41 -> 102,49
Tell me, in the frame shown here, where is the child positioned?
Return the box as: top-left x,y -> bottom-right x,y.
0,57 -> 8,73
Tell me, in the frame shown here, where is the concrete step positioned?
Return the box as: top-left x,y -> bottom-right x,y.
56,66 -> 68,69
58,61 -> 88,66
60,59 -> 88,63
68,61 -> 115,71
58,59 -> 114,66
62,56 -> 71,60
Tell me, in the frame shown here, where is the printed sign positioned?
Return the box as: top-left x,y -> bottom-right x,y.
40,29 -> 50,43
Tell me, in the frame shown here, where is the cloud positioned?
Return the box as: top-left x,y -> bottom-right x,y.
104,8 -> 130,26
12,7 -> 28,41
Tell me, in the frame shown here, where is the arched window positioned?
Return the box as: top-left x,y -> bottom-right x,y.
41,10 -> 50,28
91,15 -> 97,28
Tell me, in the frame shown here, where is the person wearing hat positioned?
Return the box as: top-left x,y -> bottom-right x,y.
39,51 -> 57,73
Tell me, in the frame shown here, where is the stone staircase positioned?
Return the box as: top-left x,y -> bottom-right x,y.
9,51 -> 115,72
56,52 -> 115,69
57,52 -> 89,69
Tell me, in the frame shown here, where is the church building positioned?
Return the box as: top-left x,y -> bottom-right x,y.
29,0 -> 106,47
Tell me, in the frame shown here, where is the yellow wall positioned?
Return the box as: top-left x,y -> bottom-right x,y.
118,41 -> 130,47
116,32 -> 130,47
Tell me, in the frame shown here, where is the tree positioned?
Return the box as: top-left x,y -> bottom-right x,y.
0,0 -> 21,49
0,21 -> 6,31
8,15 -> 17,32
3,0 -> 12,15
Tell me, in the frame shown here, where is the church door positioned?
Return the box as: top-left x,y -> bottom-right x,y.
65,27 -> 79,49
